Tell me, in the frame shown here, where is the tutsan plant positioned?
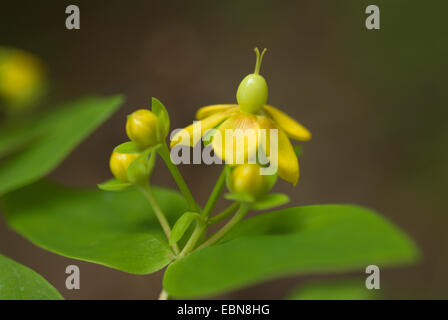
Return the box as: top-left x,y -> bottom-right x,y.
0,48 -> 418,300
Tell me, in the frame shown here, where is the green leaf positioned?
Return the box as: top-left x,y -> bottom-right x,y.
0,95 -> 124,195
224,193 -> 255,203
252,193 -> 290,210
0,254 -> 63,300
126,157 -> 147,184
113,141 -> 141,154
126,144 -> 161,182
163,205 -> 419,298
151,97 -> 170,139
97,179 -> 132,191
288,278 -> 378,300
1,181 -> 189,274
170,212 -> 200,245
146,149 -> 158,175
0,121 -> 42,157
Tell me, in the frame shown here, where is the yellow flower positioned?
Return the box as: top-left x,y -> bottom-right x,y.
0,47 -> 46,111
171,104 -> 310,185
109,151 -> 139,182
170,48 -> 311,186
126,109 -> 160,148
228,164 -> 277,198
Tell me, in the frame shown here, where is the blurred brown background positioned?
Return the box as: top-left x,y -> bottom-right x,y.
0,0 -> 447,299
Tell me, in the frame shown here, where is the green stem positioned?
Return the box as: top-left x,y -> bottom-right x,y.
202,166 -> 227,218
175,167 -> 227,258
198,203 -> 250,250
139,183 -> 179,255
158,143 -> 201,213
208,202 -> 240,225
178,220 -> 206,258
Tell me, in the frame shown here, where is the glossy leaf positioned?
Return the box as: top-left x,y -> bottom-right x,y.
97,179 -> 131,191
252,193 -> 290,210
0,254 -> 63,300
1,181 -> 189,274
288,278 -> 377,300
163,205 -> 419,298
0,95 -> 124,195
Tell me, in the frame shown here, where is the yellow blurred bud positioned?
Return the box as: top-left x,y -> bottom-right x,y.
109,151 -> 139,182
229,164 -> 277,198
126,109 -> 159,148
0,47 -> 46,112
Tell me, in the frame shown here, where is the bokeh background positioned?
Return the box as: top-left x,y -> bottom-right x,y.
0,0 -> 447,299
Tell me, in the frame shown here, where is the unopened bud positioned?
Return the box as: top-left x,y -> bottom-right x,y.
228,164 -> 276,198
109,151 -> 139,182
126,109 -> 159,148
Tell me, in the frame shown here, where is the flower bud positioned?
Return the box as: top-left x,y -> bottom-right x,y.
228,164 -> 277,198
126,109 -> 159,148
109,151 -> 139,182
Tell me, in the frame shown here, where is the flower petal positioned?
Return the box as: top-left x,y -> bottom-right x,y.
212,113 -> 260,164
170,111 -> 231,148
257,116 -> 299,185
256,115 -> 276,158
262,105 -> 311,141
276,128 -> 300,185
196,104 -> 239,120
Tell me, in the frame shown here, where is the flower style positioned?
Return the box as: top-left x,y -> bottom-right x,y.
170,48 -> 311,185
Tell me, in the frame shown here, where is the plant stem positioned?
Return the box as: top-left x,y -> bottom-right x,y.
158,289 -> 169,300
158,143 -> 201,213
208,202 -> 240,225
198,203 -> 250,250
178,220 -> 206,258
202,166 -> 227,218
139,183 -> 179,255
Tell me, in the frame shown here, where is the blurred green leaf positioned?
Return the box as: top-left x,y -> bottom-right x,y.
1,181 -> 189,274
224,192 -> 255,203
97,178 -> 131,191
288,278 -> 377,300
0,121 -> 42,157
163,205 -> 419,298
151,97 -> 170,140
113,141 -> 141,154
170,211 -> 200,246
252,193 -> 290,210
0,95 -> 124,195
126,157 -> 147,184
0,254 -> 63,300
